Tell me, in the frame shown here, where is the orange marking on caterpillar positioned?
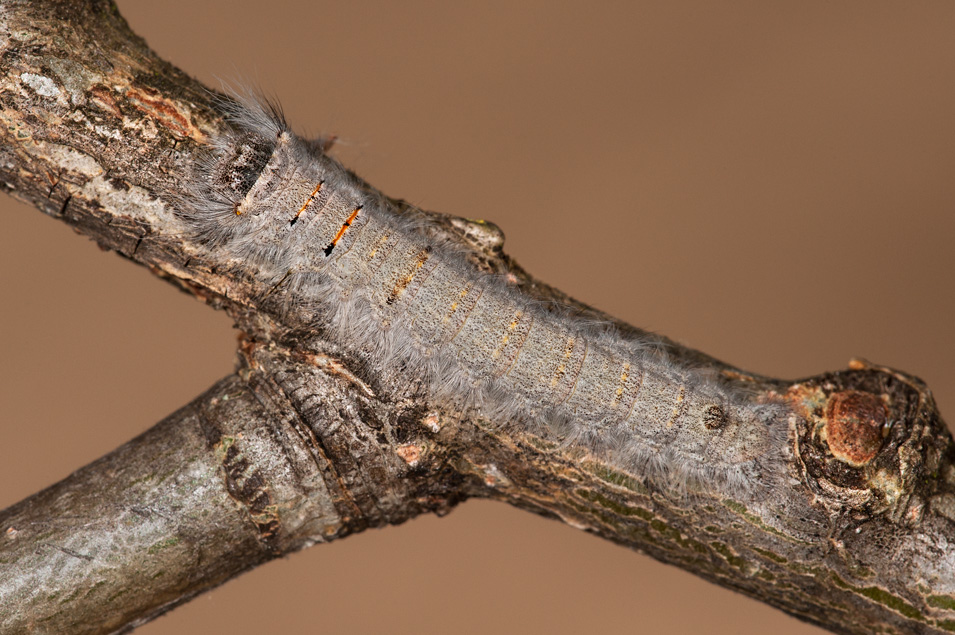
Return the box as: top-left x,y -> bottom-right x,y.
610,363 -> 630,407
550,337 -> 577,388
324,206 -> 361,256
447,284 -> 485,342
386,249 -> 431,305
492,312 -> 523,359
443,286 -> 470,323
368,233 -> 390,260
498,313 -> 534,377
291,181 -> 323,224
667,385 -> 687,427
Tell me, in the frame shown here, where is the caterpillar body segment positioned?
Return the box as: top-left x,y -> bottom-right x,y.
184,98 -> 788,498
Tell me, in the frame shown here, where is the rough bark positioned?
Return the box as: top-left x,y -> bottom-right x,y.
1,1 -> 953,633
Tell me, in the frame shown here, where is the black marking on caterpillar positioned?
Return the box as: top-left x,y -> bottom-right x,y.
181,94 -> 791,499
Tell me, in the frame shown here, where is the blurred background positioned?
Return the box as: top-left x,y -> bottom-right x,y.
2,1 -> 953,633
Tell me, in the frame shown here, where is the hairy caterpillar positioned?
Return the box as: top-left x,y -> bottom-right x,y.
184,97 -> 789,498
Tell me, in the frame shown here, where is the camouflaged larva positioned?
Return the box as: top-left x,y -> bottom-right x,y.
185,98 -> 789,498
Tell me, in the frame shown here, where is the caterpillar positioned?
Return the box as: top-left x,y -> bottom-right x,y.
183,96 -> 789,499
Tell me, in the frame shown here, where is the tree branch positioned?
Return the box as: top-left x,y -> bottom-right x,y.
1,2 -> 953,634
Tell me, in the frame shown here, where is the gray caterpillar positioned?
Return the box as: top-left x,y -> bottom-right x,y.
184,97 -> 789,498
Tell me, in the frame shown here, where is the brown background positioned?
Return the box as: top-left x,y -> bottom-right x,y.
2,1 -> 954,633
